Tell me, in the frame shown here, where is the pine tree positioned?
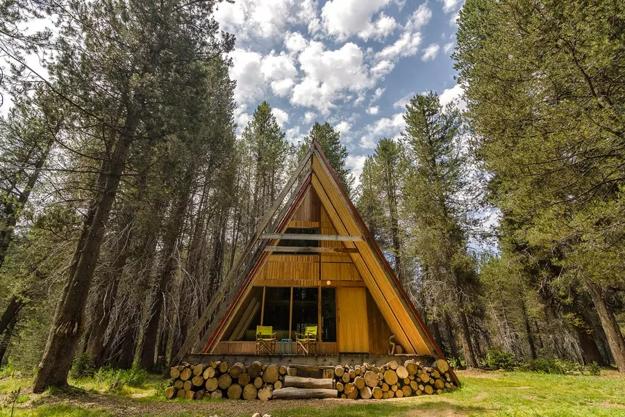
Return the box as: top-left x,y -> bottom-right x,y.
239,101 -> 290,237
456,0 -> 625,371
357,139 -> 406,282
298,122 -> 353,194
32,0 -> 231,391
402,93 -> 481,368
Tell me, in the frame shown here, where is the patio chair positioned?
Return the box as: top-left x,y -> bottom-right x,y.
256,325 -> 277,355
295,325 -> 318,355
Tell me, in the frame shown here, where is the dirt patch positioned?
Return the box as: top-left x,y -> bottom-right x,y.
456,369 -> 502,379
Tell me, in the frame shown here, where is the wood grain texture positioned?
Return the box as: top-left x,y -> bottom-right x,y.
311,155 -> 432,355
336,287 -> 369,352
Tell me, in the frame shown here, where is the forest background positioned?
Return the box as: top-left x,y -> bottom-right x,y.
0,0 -> 623,393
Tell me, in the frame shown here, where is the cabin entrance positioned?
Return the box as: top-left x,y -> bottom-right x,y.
218,285 -> 338,355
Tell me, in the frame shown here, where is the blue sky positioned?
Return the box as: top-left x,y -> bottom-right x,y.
215,0 -> 465,180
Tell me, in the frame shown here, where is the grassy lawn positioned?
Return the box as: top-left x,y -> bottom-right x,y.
1,370 -> 624,417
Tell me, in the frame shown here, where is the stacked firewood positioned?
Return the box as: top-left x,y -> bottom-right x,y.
333,359 -> 455,399
165,358 -> 456,401
165,360 -> 286,401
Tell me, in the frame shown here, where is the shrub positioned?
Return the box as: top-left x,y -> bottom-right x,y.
587,361 -> 601,376
94,367 -> 148,392
447,356 -> 465,369
70,353 -> 95,378
520,358 -> 599,375
485,348 -> 516,370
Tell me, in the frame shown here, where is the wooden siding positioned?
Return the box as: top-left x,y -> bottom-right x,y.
321,262 -> 361,281
366,290 -> 393,354
336,287 -> 369,352
256,254 -> 319,283
291,187 -> 320,222
254,250 -> 362,284
311,165 -> 429,355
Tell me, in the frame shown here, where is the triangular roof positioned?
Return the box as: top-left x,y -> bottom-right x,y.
173,141 -> 445,362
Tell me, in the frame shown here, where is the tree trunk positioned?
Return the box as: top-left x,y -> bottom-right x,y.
457,310 -> 479,368
520,296 -> 537,359
84,209 -> 133,367
33,126 -> 134,393
444,312 -> 459,359
383,160 -> 402,283
0,296 -> 25,337
135,169 -> 193,370
586,282 -> 625,372
0,316 -> 16,364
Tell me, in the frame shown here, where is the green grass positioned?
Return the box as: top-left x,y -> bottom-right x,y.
1,370 -> 624,417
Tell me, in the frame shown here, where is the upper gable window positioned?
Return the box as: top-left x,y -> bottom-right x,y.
278,227 -> 320,247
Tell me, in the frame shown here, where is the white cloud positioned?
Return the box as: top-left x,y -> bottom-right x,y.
440,0 -> 463,14
336,121 -> 352,134
376,31 -> 422,62
286,126 -> 306,144
444,41 -> 454,54
450,10 -> 461,26
371,59 -> 395,79
359,13 -> 398,40
261,52 -> 297,80
367,106 -> 379,115
260,51 -> 297,96
291,41 -> 373,114
321,0 -> 395,40
230,49 -> 265,108
406,3 -> 433,31
346,154 -> 367,185
304,111 -> 317,124
284,32 -> 308,54
439,83 -> 465,110
393,94 -> 411,109
371,87 -> 385,103
235,111 -> 251,132
360,112 -> 405,148
230,49 -> 299,106
271,79 -> 295,97
421,43 -> 440,61
272,107 -> 289,128
371,4 -> 431,78
215,0 -> 320,41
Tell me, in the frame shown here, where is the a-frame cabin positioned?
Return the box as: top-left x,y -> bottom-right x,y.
175,140 -> 446,365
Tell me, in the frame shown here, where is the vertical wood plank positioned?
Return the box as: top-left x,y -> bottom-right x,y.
336,287 -> 369,352
289,287 -> 294,339
260,286 -> 266,325
317,286 -> 322,342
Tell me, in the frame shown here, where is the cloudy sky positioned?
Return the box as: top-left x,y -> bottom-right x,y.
216,0 -> 465,181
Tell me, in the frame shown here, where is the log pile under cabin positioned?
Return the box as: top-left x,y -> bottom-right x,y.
332,358 -> 455,399
165,358 -> 456,401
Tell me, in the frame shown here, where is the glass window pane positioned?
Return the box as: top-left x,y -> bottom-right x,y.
278,227 -> 320,247
263,287 -> 291,340
292,288 -> 318,336
321,287 -> 336,342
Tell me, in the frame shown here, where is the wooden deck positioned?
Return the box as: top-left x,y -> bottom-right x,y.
187,352 -> 434,368
212,341 -> 337,355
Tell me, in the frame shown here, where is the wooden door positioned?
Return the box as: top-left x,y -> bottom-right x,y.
336,287 -> 369,352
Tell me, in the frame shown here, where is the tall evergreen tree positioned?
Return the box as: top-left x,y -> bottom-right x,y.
402,93 -> 481,367
456,0 -> 625,371
357,139 -> 406,283
299,122 -> 353,194
32,0 -> 231,391
239,101 -> 289,239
